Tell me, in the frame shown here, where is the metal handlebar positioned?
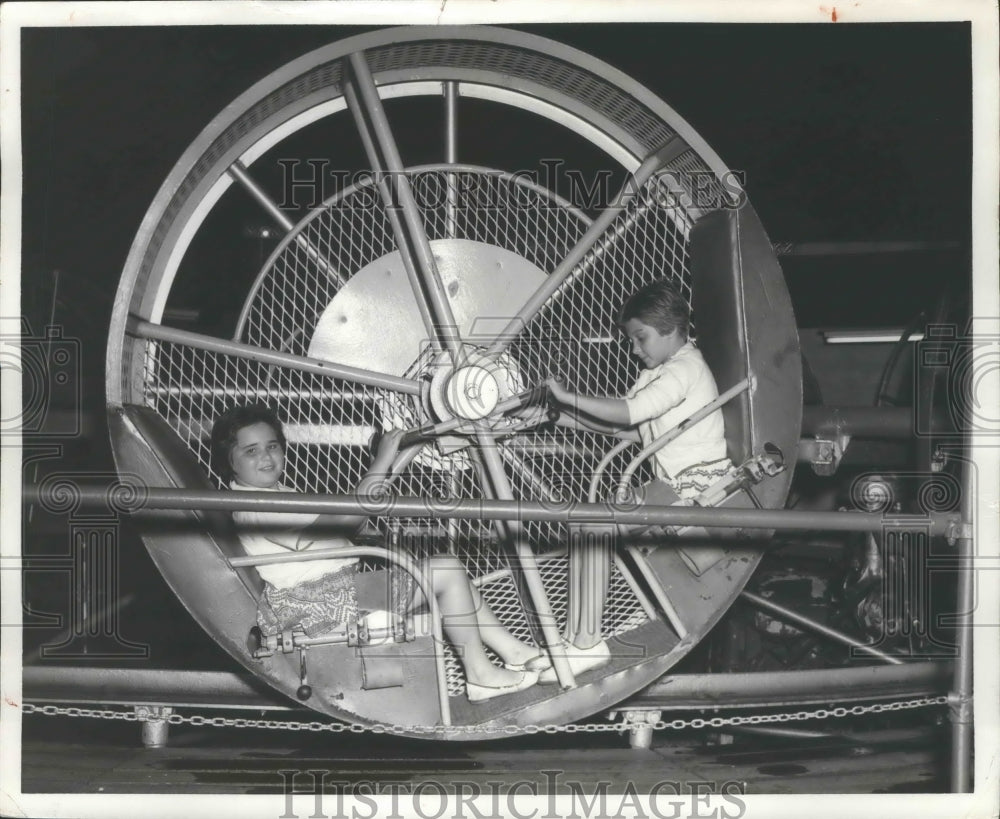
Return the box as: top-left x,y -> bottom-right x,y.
398,383 -> 553,449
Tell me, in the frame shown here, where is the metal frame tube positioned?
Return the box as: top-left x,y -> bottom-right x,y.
741,590 -> 904,665
227,160 -> 295,232
626,546 -> 688,638
24,661 -> 952,712
128,318 -> 422,396
950,457 -> 975,792
342,79 -> 439,346
31,484 -> 961,536
144,386 -> 369,400
589,439 -> 634,503
227,161 -> 345,286
347,51 -> 464,362
444,81 -> 459,239
472,434 -> 574,687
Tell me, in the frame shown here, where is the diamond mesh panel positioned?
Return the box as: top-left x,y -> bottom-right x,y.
477,556 -> 648,648
510,171 -> 691,398
141,341 -> 383,495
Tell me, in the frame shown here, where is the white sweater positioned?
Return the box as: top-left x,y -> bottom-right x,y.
624,342 -> 728,480
230,482 -> 357,589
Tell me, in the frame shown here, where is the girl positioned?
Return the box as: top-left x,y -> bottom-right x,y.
211,404 -> 547,702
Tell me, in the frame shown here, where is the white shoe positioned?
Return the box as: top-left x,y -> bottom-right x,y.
466,670 -> 539,703
502,653 -> 553,673
537,640 -> 611,685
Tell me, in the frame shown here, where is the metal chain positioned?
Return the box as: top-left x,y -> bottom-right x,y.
20,695 -> 949,736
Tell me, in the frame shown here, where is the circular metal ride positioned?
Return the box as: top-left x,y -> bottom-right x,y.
106,26 -> 801,738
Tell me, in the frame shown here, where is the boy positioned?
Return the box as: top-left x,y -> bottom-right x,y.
542,278 -> 732,680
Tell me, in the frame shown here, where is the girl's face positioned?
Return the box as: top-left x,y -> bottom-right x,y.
229,422 -> 285,488
623,318 -> 685,369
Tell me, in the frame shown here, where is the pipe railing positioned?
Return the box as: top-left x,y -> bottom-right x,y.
24,484 -> 962,537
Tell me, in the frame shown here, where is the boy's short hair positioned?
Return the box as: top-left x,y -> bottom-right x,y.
210,403 -> 286,482
618,278 -> 690,339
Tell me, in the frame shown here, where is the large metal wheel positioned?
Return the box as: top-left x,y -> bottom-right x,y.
106,26 -> 801,738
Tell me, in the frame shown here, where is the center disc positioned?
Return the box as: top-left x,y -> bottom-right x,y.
446,365 -> 501,420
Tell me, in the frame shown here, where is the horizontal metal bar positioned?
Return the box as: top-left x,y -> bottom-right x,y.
144,386 -> 371,400
726,725 -> 836,739
21,667 -> 296,710
128,318 -> 422,396
22,485 -> 961,535
802,406 -> 932,439
773,240 -> 961,257
640,661 -> 953,708
22,660 -> 952,713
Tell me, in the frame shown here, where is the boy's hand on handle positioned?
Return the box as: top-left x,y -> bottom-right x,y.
545,376 -> 571,405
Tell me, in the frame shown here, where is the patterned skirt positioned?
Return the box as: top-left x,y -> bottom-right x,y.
257,564 -> 418,638
667,457 -> 734,501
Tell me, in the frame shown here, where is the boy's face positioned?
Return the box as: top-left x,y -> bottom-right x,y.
230,422 -> 285,488
623,318 -> 685,369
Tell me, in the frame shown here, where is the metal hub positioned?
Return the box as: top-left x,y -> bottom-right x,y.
446,364 -> 500,420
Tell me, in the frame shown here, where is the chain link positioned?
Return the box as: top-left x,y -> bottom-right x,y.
20,695 -> 949,736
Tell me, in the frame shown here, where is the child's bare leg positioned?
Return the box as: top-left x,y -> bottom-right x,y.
422,555 -> 525,687
463,583 -> 543,667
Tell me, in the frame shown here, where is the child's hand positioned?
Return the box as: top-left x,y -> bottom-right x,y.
545,377 -> 572,405
376,428 -> 406,460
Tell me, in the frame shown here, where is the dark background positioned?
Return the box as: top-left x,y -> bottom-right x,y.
17,22 -> 972,668
20,23 -> 972,341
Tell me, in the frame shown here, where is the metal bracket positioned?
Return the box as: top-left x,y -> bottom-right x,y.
135,705 -> 173,748
802,436 -> 848,476
945,518 -> 973,546
946,691 -> 973,724
608,708 -> 663,750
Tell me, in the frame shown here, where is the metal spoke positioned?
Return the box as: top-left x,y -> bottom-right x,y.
741,590 -> 905,665
624,547 -> 689,639
227,160 -> 346,287
472,428 -> 575,687
444,81 -> 459,239
129,318 -> 422,396
487,141 -> 687,356
345,51 -> 463,363
342,81 -> 437,347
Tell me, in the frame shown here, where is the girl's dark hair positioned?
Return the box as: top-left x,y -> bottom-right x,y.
209,403 -> 286,482
617,277 -> 690,339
